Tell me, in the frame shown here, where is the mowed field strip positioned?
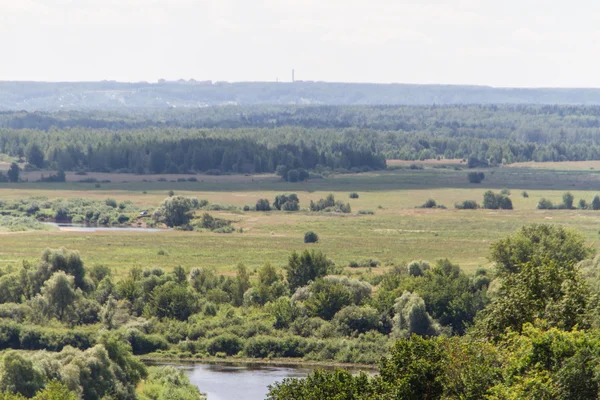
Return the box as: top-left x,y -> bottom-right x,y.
1,181 -> 600,276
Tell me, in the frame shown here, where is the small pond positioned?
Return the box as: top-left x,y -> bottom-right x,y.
46,223 -> 165,233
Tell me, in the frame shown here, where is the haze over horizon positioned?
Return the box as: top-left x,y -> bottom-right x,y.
3,0 -> 600,88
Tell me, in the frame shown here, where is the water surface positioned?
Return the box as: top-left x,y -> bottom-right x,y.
47,223 -> 165,233
182,363 -> 313,400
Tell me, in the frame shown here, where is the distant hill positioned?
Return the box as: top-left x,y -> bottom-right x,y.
3,81 -> 600,110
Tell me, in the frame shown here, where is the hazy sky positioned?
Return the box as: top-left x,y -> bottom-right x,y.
2,0 -> 599,87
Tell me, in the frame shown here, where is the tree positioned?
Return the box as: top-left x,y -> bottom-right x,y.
232,264 -> 251,306
478,225 -> 594,337
286,250 -> 333,291
33,381 -> 77,400
144,282 -> 197,321
482,191 -> 497,209
393,292 -> 444,338
305,278 -> 353,320
40,271 -> 77,321
592,195 -> 600,210
152,196 -> 194,227
0,352 -> 44,397
374,335 -> 447,400
7,163 -> 19,183
562,192 -> 575,209
25,143 -> 44,168
489,224 -> 593,276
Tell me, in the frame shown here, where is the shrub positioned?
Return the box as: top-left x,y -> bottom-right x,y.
537,198 -> 555,210
358,210 -> 375,215
244,335 -> 305,358
522,191 -> 529,198
310,194 -> 351,213
349,193 -> 359,199
243,205 -> 250,212
455,200 -> 479,209
256,199 -> 271,211
500,188 -> 511,196
420,199 -> 437,208
467,172 -> 485,184
105,198 -> 118,208
333,305 -> 380,336
407,260 -> 431,277
274,194 -> 300,211
483,191 -> 513,210
207,334 -> 243,356
304,231 -> 319,243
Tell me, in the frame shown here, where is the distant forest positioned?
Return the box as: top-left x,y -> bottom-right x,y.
5,81 -> 600,110
3,105 -> 600,174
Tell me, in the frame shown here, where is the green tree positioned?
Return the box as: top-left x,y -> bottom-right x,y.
482,190 -> 498,209
373,335 -> 447,400
562,192 -> 575,209
144,282 -> 196,320
33,382 -> 77,400
6,163 -> 19,183
305,278 -> 352,320
286,250 -> 332,291
592,195 -> 600,210
0,352 -> 44,397
489,224 -> 592,276
40,271 -> 77,321
25,143 -> 45,168
152,196 -> 194,227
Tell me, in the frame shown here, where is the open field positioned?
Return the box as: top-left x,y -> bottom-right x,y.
507,160 -> 600,171
1,179 -> 600,276
3,165 -> 600,193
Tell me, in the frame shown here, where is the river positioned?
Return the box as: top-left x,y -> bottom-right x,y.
180,363 -> 313,400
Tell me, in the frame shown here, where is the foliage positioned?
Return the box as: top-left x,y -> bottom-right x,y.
310,194 -> 351,213
304,231 -> 319,243
454,200 -> 479,209
467,172 -> 485,184
137,366 -> 203,400
285,250 -> 333,291
273,194 -> 299,211
483,190 -> 513,210
152,196 -> 194,227
255,199 -> 271,211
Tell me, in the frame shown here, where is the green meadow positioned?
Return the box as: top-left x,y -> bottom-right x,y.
1,165 -> 600,276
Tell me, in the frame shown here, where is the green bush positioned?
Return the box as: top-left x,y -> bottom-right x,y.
455,200 -> 479,209
349,193 -> 359,199
304,231 -> 319,243
467,171 -> 485,184
207,334 -> 243,356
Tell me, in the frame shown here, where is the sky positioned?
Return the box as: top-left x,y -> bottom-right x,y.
1,0 -> 599,87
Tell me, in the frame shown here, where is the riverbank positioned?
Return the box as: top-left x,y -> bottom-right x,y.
140,354 -> 379,371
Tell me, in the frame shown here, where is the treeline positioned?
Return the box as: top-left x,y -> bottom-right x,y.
7,105 -> 600,164
0,129 -> 385,174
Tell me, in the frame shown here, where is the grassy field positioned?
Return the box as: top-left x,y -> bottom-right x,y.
1,173 -> 600,277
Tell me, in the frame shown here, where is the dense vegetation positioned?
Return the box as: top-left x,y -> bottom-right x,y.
5,105 -> 600,173
0,223 -> 597,399
269,224 -> 600,399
